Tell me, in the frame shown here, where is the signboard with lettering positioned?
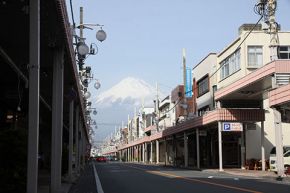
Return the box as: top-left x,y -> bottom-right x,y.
185,68 -> 192,98
222,122 -> 243,132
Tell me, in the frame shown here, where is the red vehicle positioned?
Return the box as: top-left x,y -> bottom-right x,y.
95,156 -> 107,162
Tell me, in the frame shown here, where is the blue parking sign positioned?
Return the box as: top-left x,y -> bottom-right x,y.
223,123 -> 231,131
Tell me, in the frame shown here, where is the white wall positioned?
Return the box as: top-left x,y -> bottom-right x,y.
192,53 -> 217,111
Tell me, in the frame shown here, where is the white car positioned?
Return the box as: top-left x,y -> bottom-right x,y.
269,146 -> 290,172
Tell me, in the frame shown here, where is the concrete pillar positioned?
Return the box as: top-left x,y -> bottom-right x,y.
196,129 -> 200,169
218,122 -> 223,171
273,108 -> 285,177
131,147 -> 133,161
150,142 -> 153,163
139,145 -> 141,162
261,121 -> 266,171
144,143 -> 147,163
173,137 -> 177,166
125,148 -> 129,162
184,132 -> 188,167
156,140 -> 159,164
142,143 -> 145,162
241,125 -> 245,169
27,0 -> 40,192
165,139 -> 168,166
129,147 -> 131,162
79,123 -> 83,169
68,100 -> 74,182
51,47 -> 64,193
75,106 -> 79,174
78,119 -> 83,171
132,146 -> 136,162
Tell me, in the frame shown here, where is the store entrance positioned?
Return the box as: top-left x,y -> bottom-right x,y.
222,132 -> 241,168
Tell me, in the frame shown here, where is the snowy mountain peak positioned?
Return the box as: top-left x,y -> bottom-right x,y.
95,77 -> 160,108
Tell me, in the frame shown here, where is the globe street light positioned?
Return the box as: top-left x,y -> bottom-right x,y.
75,7 -> 107,70
77,41 -> 90,56
94,79 -> 101,89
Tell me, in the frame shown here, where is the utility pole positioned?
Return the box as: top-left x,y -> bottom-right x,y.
182,48 -> 188,119
268,0 -> 278,61
155,82 -> 159,132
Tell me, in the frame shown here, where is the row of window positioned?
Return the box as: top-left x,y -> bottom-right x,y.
197,46 -> 290,98
220,46 -> 290,80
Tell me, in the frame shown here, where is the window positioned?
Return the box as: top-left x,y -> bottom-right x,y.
278,46 -> 290,59
212,85 -> 217,109
198,105 -> 210,116
197,75 -> 209,96
220,49 -> 240,79
248,46 -> 263,67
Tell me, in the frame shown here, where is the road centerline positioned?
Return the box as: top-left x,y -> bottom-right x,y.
124,164 -> 262,193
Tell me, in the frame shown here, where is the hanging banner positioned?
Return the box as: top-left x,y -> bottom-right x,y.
185,68 -> 192,97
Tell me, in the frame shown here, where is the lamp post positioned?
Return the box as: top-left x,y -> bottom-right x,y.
76,7 -> 107,70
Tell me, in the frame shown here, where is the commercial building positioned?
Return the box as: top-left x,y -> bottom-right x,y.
104,24 -> 290,175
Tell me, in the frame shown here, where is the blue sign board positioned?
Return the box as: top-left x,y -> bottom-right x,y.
222,122 -> 243,132
185,68 -> 192,97
223,123 -> 231,131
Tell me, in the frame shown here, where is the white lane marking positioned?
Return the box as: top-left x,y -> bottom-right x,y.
93,163 -> 104,193
208,176 -> 240,180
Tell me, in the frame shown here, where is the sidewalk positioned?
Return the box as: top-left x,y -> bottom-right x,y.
68,163 -> 97,193
203,168 -> 290,184
38,170 -> 79,193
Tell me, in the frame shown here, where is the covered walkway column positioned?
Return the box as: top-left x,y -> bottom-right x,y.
51,47 -> 64,193
68,100 -> 74,182
273,108 -> 285,177
142,143 -> 145,163
75,106 -> 80,174
184,132 -> 188,167
79,121 -> 84,169
150,141 -> 153,163
27,0 -> 40,192
261,121 -> 265,171
126,148 -> 129,162
218,122 -> 223,171
196,129 -> 200,169
139,145 -> 142,162
165,139 -> 168,166
241,124 -> 245,169
145,143 -> 148,163
156,140 -> 159,164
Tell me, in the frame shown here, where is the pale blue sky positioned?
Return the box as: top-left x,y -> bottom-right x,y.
69,0 -> 290,95
68,0 -> 290,140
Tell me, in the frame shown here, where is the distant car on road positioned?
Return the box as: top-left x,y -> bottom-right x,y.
106,155 -> 118,161
95,156 -> 107,162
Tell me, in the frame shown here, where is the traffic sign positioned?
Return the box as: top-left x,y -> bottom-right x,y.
222,122 -> 243,132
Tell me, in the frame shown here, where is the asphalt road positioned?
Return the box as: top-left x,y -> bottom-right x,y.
94,162 -> 290,193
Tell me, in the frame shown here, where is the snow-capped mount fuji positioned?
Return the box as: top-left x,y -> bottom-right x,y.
95,77 -> 161,108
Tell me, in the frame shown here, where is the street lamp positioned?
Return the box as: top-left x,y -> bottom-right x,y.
75,7 -> 107,71
77,41 -> 90,56
94,79 -> 101,89
96,28 -> 107,42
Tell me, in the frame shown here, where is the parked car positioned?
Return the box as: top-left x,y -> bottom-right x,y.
95,156 -> 107,162
269,146 -> 290,172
